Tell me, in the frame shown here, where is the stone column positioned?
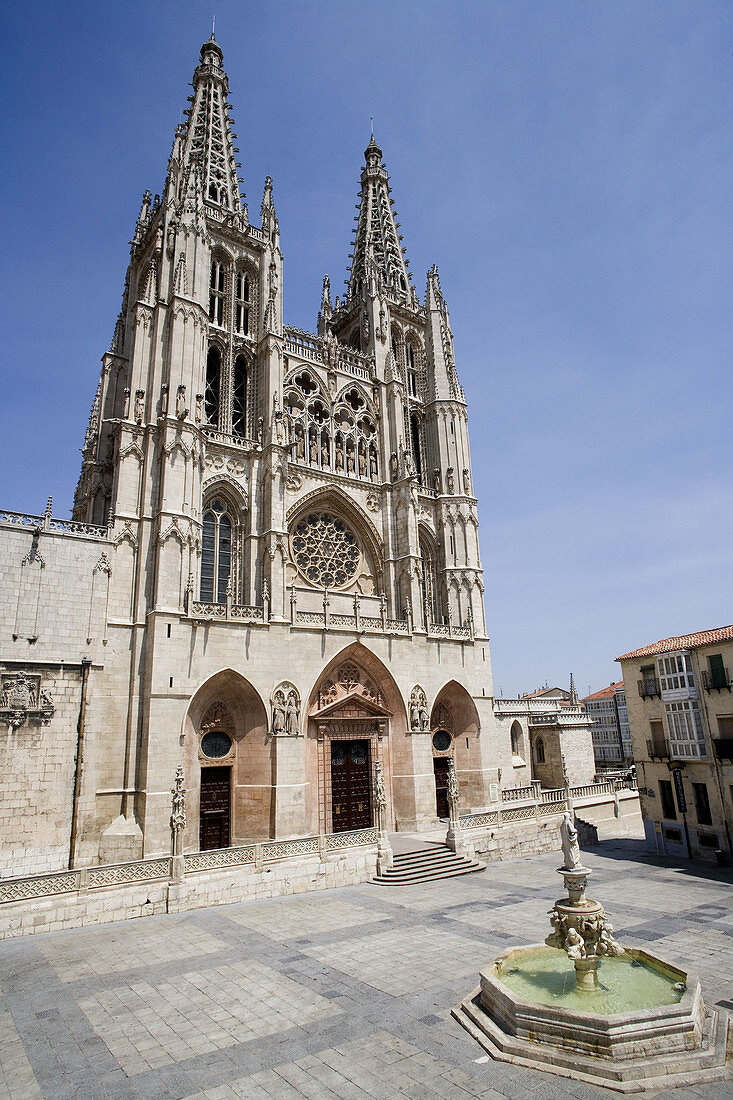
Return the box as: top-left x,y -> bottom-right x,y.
374,759 -> 393,873
445,757 -> 467,856
169,765 -> 186,883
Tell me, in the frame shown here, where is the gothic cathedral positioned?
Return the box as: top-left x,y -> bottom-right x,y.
0,38 -> 515,877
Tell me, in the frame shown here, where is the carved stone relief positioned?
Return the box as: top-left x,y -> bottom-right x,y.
271,682 -> 301,736
0,673 -> 54,731
409,685 -> 430,731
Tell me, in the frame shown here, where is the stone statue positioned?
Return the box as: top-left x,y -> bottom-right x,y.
321,439 -> 329,465
346,447 -> 355,473
296,429 -> 305,459
134,390 -> 145,424
309,435 -> 318,463
410,700 -> 420,730
390,452 -> 399,481
176,385 -> 187,419
564,927 -> 586,960
462,468 -> 471,493
446,467 -> 455,493
272,690 -> 286,735
358,447 -> 366,476
335,446 -> 344,471
433,469 -> 442,493
195,393 -> 203,424
369,449 -> 378,480
285,690 -> 300,735
560,812 -> 582,871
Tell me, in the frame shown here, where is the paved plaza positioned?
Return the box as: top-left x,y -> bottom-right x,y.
0,839 -> 731,1100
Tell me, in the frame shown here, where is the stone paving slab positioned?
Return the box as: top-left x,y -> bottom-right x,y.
0,838 -> 731,1099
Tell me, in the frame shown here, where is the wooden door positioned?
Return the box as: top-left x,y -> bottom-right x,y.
200,766 -> 231,850
331,740 -> 371,832
433,757 -> 450,819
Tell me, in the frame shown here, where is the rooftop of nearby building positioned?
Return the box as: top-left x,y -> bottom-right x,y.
582,681 -> 624,702
617,625 -> 733,661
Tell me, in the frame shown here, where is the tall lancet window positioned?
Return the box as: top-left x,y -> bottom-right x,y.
201,500 -> 233,604
406,342 -> 418,397
205,346 -> 221,427
209,260 -> 226,326
410,413 -> 423,484
232,355 -> 247,438
235,272 -> 250,335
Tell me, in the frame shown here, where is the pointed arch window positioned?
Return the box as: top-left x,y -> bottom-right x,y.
410,413 -> 423,484
232,355 -> 247,438
201,500 -> 233,604
205,346 -> 221,427
209,260 -> 226,327
419,534 -> 439,627
235,272 -> 250,335
534,736 -> 546,766
406,342 -> 418,397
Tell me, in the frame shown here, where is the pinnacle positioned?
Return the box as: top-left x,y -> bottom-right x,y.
346,138 -> 412,305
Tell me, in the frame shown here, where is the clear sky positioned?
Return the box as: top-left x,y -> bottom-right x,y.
1,1 -> 731,697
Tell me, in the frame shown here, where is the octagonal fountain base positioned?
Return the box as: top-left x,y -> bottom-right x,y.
452,944 -> 732,1093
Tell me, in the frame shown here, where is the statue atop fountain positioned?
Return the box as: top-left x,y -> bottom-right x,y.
546,811 -> 624,989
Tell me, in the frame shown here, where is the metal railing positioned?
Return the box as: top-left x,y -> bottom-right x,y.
702,668 -> 731,692
638,677 -> 661,699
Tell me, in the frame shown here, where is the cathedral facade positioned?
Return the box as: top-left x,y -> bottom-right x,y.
0,38 -> 515,878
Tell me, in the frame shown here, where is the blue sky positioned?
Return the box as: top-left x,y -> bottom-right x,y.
1,1 -> 731,696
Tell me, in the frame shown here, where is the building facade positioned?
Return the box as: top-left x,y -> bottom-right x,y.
582,681 -> 633,769
0,38 -> 513,878
617,626 -> 733,862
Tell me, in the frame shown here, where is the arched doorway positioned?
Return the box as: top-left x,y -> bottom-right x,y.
305,643 -> 409,835
430,681 -> 482,812
183,669 -> 270,851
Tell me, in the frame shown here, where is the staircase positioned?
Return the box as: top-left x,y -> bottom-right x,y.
371,843 -> 486,886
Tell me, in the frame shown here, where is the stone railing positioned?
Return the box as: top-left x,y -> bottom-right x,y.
189,601 -> 264,624
282,327 -> 376,379
528,707 -> 589,727
0,828 -> 379,907
461,780 -> 638,830
201,427 -> 258,451
0,509 -> 108,540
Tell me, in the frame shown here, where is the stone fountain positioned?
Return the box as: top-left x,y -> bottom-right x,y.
452,813 -> 731,1092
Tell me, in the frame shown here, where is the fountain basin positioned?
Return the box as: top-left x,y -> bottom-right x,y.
483,944 -> 701,1059
453,942 -> 731,1091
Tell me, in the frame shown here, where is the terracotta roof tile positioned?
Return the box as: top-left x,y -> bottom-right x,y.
617,625 -> 733,661
582,682 -> 623,701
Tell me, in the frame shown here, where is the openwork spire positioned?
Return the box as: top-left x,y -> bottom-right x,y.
346,136 -> 412,304
179,37 -> 243,213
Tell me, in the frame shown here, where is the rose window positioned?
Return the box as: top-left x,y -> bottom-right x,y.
291,512 -> 361,589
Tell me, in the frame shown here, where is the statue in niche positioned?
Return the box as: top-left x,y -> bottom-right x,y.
176,385 -> 187,419
390,452 -> 399,481
403,449 -> 415,478
321,438 -> 329,466
123,387 -> 131,418
161,383 -> 169,415
309,434 -> 318,463
369,449 -> 378,480
433,469 -> 442,493
335,445 -> 344,472
346,446 -> 355,474
560,812 -> 582,871
195,393 -> 203,424
296,428 -> 305,460
271,689 -> 286,735
446,467 -> 455,493
285,689 -> 300,735
257,417 -> 264,443
463,468 -> 471,493
358,446 -> 366,477
409,686 -> 429,731
134,390 -> 145,424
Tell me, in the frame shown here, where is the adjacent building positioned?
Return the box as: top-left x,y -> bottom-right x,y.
582,681 -> 633,770
617,626 -> 733,862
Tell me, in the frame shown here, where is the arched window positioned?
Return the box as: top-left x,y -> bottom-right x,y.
209,260 -> 226,326
534,736 -> 545,766
420,534 -> 439,626
205,346 -> 221,427
410,413 -> 423,484
201,499 -> 233,604
511,721 -> 524,759
235,272 -> 250,335
232,355 -> 247,438
406,342 -> 418,398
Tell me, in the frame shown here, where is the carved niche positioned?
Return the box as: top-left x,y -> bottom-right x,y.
409,685 -> 430,732
0,673 -> 54,731
315,663 -> 384,713
271,682 -> 301,736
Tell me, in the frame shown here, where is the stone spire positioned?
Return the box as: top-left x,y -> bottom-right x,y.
346,135 -> 412,304
178,36 -> 244,214
569,673 -> 579,706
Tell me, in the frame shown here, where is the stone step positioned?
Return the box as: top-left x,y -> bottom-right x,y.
371,844 -> 486,886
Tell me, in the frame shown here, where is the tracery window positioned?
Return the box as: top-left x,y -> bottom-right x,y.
200,499 -> 233,604
235,272 -> 250,335
285,375 -> 379,483
205,346 -> 221,426
419,534 -> 439,626
232,355 -> 247,437
290,512 -> 361,589
209,260 -> 226,327
410,413 -> 424,484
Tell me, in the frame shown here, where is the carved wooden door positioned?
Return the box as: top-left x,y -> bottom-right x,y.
200,766 -> 231,850
331,739 -> 371,832
433,757 -> 450,819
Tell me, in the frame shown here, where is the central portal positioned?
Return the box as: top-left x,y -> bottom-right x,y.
330,739 -> 372,832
